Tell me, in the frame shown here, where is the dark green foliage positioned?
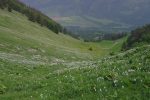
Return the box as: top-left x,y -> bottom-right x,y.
0,0 -> 71,35
0,84 -> 7,94
0,0 -> 7,9
88,47 -> 93,51
7,6 -> 12,12
109,52 -> 115,56
123,24 -> 150,50
27,11 -> 36,22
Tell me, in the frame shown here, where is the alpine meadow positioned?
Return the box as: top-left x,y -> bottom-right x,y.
0,0 -> 150,100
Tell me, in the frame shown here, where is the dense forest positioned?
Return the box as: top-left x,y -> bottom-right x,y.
123,24 -> 150,50
0,0 -> 72,35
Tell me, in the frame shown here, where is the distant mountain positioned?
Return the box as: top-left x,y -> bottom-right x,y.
21,0 -> 150,24
20,0 -> 150,37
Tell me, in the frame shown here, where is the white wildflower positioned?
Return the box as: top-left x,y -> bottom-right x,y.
40,93 -> 43,99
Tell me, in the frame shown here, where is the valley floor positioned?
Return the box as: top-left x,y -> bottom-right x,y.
0,45 -> 150,100
0,9 -> 149,100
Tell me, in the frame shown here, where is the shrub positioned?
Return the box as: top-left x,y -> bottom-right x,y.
88,47 -> 93,51
109,52 -> 115,56
0,84 -> 7,94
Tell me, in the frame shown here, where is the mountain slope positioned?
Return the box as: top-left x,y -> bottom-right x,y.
20,0 -> 150,25
123,24 -> 150,50
20,0 -> 150,34
0,0 -> 69,34
0,9 -> 125,62
0,5 -> 149,100
0,43 -> 149,99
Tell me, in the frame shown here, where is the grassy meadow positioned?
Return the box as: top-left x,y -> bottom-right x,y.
0,9 -> 149,100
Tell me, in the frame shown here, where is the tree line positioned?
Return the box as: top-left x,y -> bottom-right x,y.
122,24 -> 150,50
0,0 -> 72,35
83,32 -> 127,42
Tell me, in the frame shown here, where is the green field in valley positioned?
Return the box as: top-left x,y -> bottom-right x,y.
0,9 -> 125,61
0,9 -> 149,100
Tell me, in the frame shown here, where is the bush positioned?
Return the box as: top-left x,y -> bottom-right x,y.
88,47 -> 93,51
8,6 -> 12,12
123,24 -> 150,50
0,84 -> 7,94
109,52 -> 115,56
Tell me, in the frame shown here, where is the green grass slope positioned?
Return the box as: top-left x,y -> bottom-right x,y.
0,45 -> 149,99
1,9 -> 148,100
0,9 -> 124,61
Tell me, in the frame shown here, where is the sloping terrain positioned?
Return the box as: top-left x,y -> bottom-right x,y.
0,3 -> 149,100
0,9 -> 125,61
123,24 -> 150,50
53,16 -> 131,37
0,44 -> 149,99
21,0 -> 150,26
20,0 -> 150,34
0,10 -> 121,59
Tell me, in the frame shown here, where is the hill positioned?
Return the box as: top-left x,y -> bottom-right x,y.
123,24 -> 150,50
0,40 -> 149,99
20,0 -> 150,37
0,1 -> 149,100
0,8 -> 125,61
0,0 -> 72,35
20,0 -> 150,25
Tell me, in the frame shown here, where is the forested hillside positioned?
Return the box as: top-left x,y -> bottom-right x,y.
0,0 -> 72,35
123,24 -> 150,49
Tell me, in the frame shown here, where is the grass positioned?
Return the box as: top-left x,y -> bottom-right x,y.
0,9 -> 125,61
0,9 -> 149,100
0,45 -> 149,100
